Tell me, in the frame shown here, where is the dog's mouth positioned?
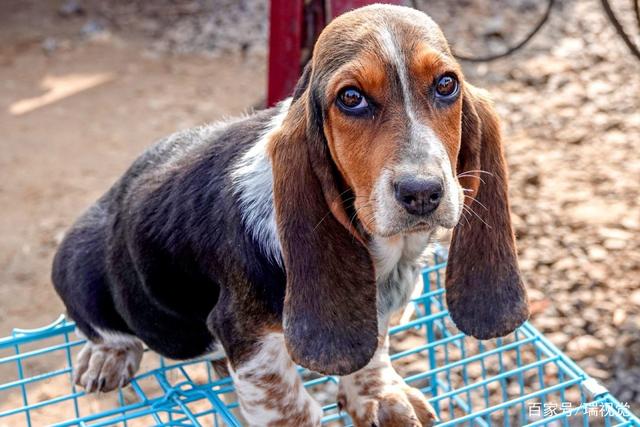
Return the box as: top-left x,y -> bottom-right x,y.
403,217 -> 448,235
371,216 -> 437,238
404,223 -> 432,234
377,207 -> 462,237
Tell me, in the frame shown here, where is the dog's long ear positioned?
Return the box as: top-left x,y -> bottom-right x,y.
269,64 -> 378,375
446,84 -> 529,340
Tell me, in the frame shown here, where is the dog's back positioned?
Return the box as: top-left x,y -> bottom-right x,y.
52,106 -> 284,360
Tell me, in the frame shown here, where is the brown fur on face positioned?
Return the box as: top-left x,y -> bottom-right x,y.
270,4 -> 528,379
316,12 -> 465,235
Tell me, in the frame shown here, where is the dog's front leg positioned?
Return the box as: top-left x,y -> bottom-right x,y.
338,335 -> 437,427
227,332 -> 323,427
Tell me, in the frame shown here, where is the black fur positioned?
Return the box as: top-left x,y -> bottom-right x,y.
52,108 -> 287,361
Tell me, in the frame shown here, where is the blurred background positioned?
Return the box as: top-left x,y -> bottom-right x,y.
0,0 -> 638,413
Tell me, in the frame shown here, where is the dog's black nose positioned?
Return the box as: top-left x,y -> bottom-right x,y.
394,177 -> 443,216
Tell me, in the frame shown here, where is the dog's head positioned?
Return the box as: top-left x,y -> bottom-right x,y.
270,4 -> 529,375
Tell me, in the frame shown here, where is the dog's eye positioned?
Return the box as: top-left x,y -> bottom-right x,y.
435,74 -> 459,100
337,88 -> 370,115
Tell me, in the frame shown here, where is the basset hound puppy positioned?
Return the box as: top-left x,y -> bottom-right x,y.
52,4 -> 529,426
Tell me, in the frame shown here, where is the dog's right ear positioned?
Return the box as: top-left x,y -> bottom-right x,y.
269,63 -> 378,376
445,85 -> 529,340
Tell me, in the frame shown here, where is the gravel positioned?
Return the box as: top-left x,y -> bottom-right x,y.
89,0 -> 269,56
423,0 -> 640,410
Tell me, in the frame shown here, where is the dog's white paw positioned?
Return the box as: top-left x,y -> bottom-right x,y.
74,339 -> 143,393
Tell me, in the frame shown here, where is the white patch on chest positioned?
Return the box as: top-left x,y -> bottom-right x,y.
370,232 -> 432,331
370,234 -> 404,281
231,98 -> 291,265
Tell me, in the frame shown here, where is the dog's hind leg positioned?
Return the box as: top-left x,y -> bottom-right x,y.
52,205 -> 144,393
74,329 -> 144,393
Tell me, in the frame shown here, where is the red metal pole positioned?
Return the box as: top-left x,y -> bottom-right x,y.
267,0 -> 304,107
267,0 -> 405,106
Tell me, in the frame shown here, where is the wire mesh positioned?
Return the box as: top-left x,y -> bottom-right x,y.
1,259 -> 638,427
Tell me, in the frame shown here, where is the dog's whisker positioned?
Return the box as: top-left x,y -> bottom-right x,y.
348,201 -> 374,234
458,209 -> 471,228
315,194 -> 371,231
457,174 -> 486,185
463,205 -> 492,229
457,169 -> 493,177
313,210 -> 333,231
463,195 -> 489,211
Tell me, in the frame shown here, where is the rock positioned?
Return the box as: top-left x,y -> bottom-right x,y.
546,332 -> 569,347
524,171 -> 541,186
555,127 -> 588,145
58,0 -> 85,17
583,308 -> 602,325
567,335 -> 606,359
80,20 -> 108,39
613,309 -> 627,326
523,57 -> 572,78
585,366 -> 609,380
483,16 -> 506,38
587,246 -> 607,262
529,298 -> 551,316
567,201 -> 627,226
41,37 -> 58,55
586,264 -> 608,283
598,227 -> 633,241
534,316 -> 561,332
603,239 -> 627,251
630,290 -> 640,306
553,257 -> 577,271
552,37 -> 585,57
519,257 -> 537,271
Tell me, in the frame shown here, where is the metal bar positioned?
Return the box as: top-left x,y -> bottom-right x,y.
436,378 -> 584,427
267,0 -> 304,106
0,339 -> 84,364
2,259 -> 640,427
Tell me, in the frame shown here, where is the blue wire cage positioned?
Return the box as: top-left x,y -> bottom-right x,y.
1,255 -> 638,427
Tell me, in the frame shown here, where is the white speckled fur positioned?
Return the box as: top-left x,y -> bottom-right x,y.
338,336 -> 437,424
229,333 -> 322,427
339,339 -> 401,419
371,232 -> 431,333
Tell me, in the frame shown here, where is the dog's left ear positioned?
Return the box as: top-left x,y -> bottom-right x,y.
446,84 -> 529,340
269,64 -> 378,375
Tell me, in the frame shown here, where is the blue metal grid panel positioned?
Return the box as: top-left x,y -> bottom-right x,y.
1,261 -> 638,426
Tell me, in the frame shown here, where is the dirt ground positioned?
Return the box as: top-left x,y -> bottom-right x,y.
0,0 -> 266,334
1,0 -> 639,417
